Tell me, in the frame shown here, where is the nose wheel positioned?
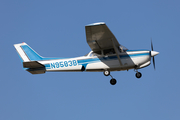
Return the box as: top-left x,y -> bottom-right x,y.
135,72 -> 142,78
104,70 -> 117,85
134,69 -> 142,78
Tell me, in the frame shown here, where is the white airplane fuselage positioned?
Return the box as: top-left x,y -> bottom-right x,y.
38,50 -> 151,73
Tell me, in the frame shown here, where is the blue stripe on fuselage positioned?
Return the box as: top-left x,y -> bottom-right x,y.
44,52 -> 150,69
78,53 -> 150,65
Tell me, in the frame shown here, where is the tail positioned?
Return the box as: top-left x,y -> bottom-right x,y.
14,42 -> 45,74
14,42 -> 43,62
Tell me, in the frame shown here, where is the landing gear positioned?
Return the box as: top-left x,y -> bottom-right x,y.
134,69 -> 142,78
103,69 -> 142,85
135,72 -> 142,78
110,78 -> 117,85
103,70 -> 117,85
103,70 -> 110,76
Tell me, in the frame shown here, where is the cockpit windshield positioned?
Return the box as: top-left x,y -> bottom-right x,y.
85,51 -> 101,57
119,45 -> 128,52
89,52 -> 99,57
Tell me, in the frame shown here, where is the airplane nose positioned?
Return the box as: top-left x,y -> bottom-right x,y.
151,51 -> 159,57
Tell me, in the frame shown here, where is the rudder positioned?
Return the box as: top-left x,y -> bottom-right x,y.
14,42 -> 46,74
14,42 -> 43,62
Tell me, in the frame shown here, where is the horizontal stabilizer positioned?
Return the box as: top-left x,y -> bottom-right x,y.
26,68 -> 46,74
23,61 -> 46,74
23,61 -> 45,68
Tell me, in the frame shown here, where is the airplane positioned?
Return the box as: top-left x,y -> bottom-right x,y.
14,22 -> 159,85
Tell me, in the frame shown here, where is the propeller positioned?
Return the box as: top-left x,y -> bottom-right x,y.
150,39 -> 159,70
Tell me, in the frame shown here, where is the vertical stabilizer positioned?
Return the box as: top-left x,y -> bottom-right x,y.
14,42 -> 42,62
14,42 -> 46,74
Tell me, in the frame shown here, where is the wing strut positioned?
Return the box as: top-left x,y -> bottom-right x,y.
111,38 -> 123,66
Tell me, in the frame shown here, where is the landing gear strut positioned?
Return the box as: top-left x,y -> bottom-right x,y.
103,70 -> 117,85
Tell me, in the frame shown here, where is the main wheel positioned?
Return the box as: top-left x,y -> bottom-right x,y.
110,78 -> 117,85
135,72 -> 142,78
104,70 -> 110,76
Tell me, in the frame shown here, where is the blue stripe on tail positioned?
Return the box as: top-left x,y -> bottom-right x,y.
21,45 -> 42,61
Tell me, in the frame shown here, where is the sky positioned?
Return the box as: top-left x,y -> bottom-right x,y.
1,0 -> 180,120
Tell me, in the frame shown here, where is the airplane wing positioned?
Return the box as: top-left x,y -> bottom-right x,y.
85,22 -> 121,52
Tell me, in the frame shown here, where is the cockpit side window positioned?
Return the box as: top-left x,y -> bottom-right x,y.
94,51 -> 101,55
103,49 -> 115,55
86,45 -> 128,57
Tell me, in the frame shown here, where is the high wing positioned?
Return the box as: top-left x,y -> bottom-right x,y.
85,22 -> 121,52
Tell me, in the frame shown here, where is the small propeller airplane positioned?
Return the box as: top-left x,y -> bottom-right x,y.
14,22 -> 159,85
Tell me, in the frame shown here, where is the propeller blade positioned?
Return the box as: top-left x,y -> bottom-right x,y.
151,39 -> 154,51
151,39 -> 156,70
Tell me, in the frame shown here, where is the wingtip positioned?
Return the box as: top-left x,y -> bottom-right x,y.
86,22 -> 105,26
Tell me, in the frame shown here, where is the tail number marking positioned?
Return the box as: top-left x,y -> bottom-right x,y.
50,60 -> 77,69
